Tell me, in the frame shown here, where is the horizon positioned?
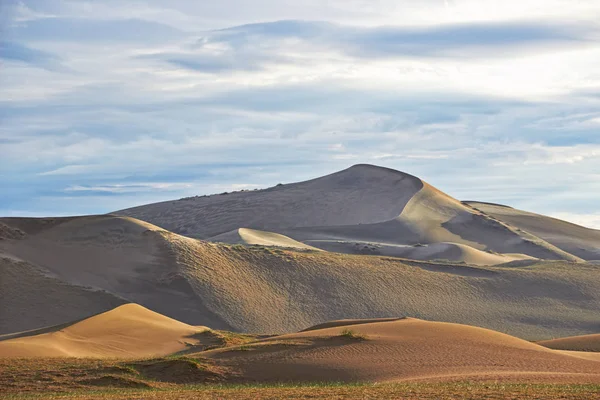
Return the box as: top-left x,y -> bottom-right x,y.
1,1 -> 599,228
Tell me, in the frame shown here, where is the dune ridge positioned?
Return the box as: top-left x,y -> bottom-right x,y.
117,164 -> 586,264
0,304 -> 209,358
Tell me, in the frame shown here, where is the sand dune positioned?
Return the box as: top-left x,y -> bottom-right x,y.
0,304 -> 209,358
117,164 -> 584,264
117,164 -> 424,238
164,234 -> 600,339
209,228 -> 321,251
203,318 -> 600,384
0,215 -> 232,333
467,201 -> 600,261
0,256 -> 125,335
539,334 -> 600,352
3,307 -> 600,384
1,214 -> 599,340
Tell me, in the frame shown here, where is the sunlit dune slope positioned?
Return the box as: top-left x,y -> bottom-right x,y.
209,228 -> 321,251
0,304 -> 208,358
202,318 -> 600,383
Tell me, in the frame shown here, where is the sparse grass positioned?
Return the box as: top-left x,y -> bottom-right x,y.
339,329 -> 368,340
3,381 -> 600,399
2,357 -> 600,399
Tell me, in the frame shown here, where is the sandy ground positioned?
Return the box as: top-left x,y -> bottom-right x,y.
0,304 -> 209,358
2,307 -> 599,385
539,333 -> 600,352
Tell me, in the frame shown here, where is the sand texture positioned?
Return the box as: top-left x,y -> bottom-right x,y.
0,214 -> 599,340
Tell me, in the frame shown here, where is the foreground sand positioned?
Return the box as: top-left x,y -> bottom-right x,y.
1,305 -> 599,386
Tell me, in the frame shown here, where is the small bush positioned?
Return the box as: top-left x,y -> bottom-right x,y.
339,329 -> 368,340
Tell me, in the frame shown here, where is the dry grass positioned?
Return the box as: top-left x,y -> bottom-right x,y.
2,357 -> 600,399
339,329 -> 368,340
2,381 -> 600,399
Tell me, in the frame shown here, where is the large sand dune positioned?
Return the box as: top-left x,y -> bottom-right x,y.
0,304 -> 208,358
1,215 -> 599,339
118,164 -> 424,238
117,164 -> 587,264
203,318 -> 600,384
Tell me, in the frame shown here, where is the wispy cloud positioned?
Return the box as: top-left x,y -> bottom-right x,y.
0,0 -> 599,226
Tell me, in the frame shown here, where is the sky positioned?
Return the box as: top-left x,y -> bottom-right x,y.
1,0 -> 600,228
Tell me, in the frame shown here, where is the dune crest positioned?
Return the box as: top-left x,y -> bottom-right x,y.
209,228 -> 321,251
0,304 -> 208,358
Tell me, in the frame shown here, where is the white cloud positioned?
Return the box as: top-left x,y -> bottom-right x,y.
549,212 -> 600,230
1,0 -> 599,222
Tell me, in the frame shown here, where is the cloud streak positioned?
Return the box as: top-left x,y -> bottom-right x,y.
1,1 -> 599,228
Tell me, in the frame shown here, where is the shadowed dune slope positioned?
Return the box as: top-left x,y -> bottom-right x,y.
203,318 -> 600,384
0,304 -> 208,358
209,228 -> 321,251
539,334 -> 600,352
0,256 -> 126,335
0,215 -> 232,333
0,215 -> 599,339
466,201 -> 600,261
116,164 -> 583,263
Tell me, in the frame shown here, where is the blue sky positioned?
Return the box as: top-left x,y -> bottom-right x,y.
1,0 -> 600,228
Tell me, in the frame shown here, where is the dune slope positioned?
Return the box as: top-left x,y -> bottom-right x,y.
117,164 -> 424,238
467,201 -> 600,261
0,256 -> 126,334
0,304 -> 209,358
539,334 -> 600,352
0,215 -> 232,332
203,318 -> 600,384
